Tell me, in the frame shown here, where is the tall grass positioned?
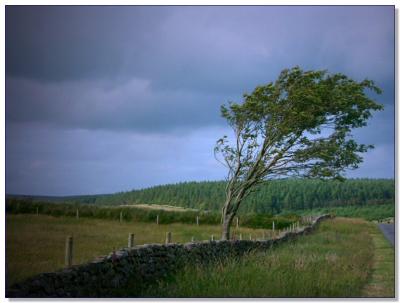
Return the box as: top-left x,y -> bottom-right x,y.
136,218 -> 382,297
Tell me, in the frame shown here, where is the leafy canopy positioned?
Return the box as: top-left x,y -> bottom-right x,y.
215,67 -> 383,184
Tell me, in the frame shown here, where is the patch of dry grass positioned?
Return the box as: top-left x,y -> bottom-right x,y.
117,203 -> 198,212
6,214 -> 265,286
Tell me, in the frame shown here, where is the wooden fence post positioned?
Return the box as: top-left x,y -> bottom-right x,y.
272,221 -> 275,238
120,211 -> 123,223
165,232 -> 171,244
76,208 -> 79,219
249,234 -> 252,241
196,216 -> 199,226
128,233 -> 135,248
156,215 -> 159,225
239,233 -> 242,240
211,235 -> 214,241
236,217 -> 239,228
65,236 -> 73,267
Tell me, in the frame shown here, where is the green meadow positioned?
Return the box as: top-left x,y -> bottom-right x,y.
135,218 -> 394,298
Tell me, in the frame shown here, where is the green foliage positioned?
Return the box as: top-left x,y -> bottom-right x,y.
215,67 -> 383,238
217,67 -> 383,182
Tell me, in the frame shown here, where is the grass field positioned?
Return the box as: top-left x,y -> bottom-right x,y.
6,215 -> 394,297
135,217 -> 394,298
5,214 -> 266,286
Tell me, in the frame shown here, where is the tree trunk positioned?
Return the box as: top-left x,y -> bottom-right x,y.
221,187 -> 247,240
221,212 -> 234,240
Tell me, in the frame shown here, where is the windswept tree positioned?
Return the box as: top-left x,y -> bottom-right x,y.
215,67 -> 383,240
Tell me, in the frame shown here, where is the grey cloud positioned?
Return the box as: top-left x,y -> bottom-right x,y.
6,6 -> 171,81
6,6 -> 394,94
6,76 -> 230,132
6,6 -> 394,132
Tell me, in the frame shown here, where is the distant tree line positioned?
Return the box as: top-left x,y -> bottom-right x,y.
82,178 -> 394,214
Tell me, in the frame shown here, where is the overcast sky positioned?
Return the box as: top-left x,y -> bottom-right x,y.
6,6 -> 394,196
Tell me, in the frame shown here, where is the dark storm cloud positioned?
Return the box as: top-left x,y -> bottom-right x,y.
5,6 -> 394,195
7,6 -> 394,84
6,6 -> 393,133
7,6 -> 393,126
6,6 -> 172,81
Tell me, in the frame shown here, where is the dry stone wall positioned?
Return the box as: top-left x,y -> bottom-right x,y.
7,214 -> 331,298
